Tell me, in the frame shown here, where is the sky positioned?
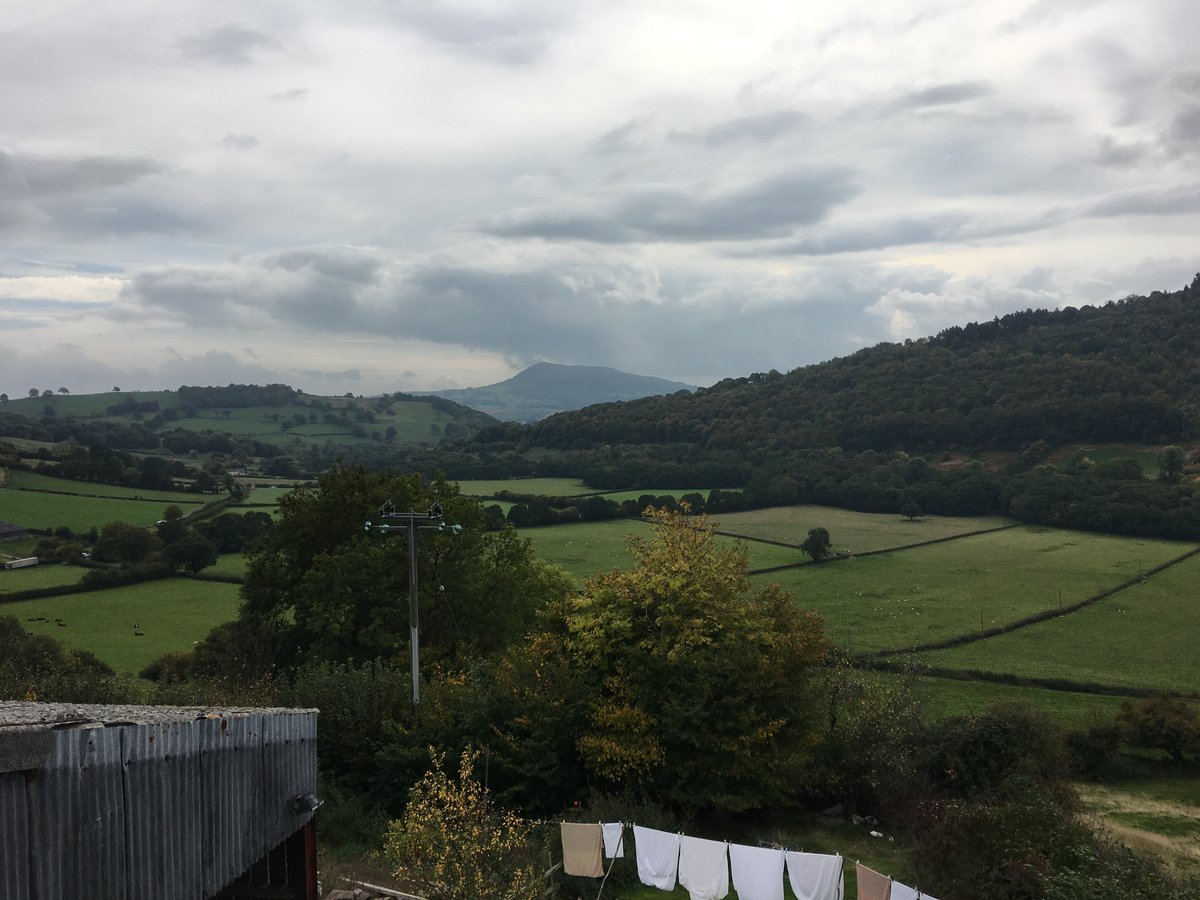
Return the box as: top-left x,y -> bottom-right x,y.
1,0 -> 1197,397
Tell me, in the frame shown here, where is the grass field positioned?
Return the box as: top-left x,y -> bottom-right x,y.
8,470 -> 207,504
713,505 -> 1012,552
0,563 -> 85,595
206,553 -> 249,577
457,478 -> 595,497
916,552 -> 1200,694
751,526 -> 1190,655
592,488 -> 731,504
2,390 -> 177,418
909,675 -> 1130,728
523,519 -> 806,579
1,578 -> 241,673
0,486 -> 180,531
1051,443 -> 1163,476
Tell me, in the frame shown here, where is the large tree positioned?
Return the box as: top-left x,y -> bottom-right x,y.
502,508 -> 830,814
239,466 -> 573,668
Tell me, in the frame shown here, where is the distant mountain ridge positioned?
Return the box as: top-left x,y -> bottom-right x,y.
425,362 -> 696,422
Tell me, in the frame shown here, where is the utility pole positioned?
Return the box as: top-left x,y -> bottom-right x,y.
364,499 -> 462,704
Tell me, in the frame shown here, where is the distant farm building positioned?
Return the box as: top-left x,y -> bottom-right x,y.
2,557 -> 37,570
0,701 -> 319,900
0,522 -> 28,543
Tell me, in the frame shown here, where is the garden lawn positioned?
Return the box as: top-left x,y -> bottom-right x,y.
916,551 -> 1200,694
0,578 -> 241,674
713,505 -> 1012,553
752,526 -> 1190,655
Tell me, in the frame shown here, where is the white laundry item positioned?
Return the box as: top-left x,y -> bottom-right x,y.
728,842 -> 785,900
678,835 -> 730,900
634,825 -> 681,891
602,822 -> 626,859
784,850 -> 844,900
889,882 -> 919,900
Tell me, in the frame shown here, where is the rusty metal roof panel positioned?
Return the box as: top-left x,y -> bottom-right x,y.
0,773 -> 32,900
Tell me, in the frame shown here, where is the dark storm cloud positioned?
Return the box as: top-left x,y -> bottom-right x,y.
0,151 -> 159,200
177,23 -> 279,66
486,169 -> 859,243
668,110 -> 810,146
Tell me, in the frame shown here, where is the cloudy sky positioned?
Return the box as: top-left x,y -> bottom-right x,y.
1,0 -> 1197,396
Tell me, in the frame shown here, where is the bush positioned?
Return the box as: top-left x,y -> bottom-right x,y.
383,749 -> 543,900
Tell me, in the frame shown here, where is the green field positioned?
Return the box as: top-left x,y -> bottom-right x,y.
910,675 -> 1131,728
751,526 -> 1190,655
0,563 -> 86,595
591,488 -> 731,504
523,519 -> 806,579
916,552 -> 1200,694
457,478 -> 595,497
1,578 -> 241,673
206,553 -> 249,578
2,390 -> 177,418
8,470 -> 207,504
713,505 -> 1012,552
0,486 -> 180,532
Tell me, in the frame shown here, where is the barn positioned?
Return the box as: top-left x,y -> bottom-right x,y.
0,700 -> 319,900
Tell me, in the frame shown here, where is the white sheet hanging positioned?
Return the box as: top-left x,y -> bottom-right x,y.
784,850 -> 843,900
728,842 -> 785,900
633,825 -> 681,891
678,835 -> 730,900
602,822 -> 625,858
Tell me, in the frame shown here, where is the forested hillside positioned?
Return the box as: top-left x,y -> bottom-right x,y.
525,281 -> 1200,454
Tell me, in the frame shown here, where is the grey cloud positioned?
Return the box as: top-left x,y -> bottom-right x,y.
889,81 -> 992,111
120,249 -> 382,328
668,110 -> 809,146
1166,105 -> 1200,149
270,88 -> 308,102
1171,72 -> 1200,96
1093,136 -> 1150,167
222,134 -> 260,150
0,151 -> 159,200
177,23 -> 278,66
383,3 -> 566,66
267,250 -> 383,285
1084,184 -> 1200,217
487,169 -> 859,243
50,198 -> 199,238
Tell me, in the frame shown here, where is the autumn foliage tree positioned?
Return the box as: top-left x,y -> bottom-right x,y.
504,508 -> 830,814
384,748 -> 542,900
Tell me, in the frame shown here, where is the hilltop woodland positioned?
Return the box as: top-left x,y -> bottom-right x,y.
3,281 -> 1200,897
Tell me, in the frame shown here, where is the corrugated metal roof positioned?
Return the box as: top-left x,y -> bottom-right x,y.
0,773 -> 32,900
0,702 -> 318,900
